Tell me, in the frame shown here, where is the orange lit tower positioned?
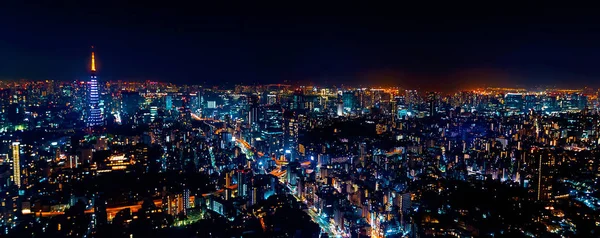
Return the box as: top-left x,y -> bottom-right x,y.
87,46 -> 103,126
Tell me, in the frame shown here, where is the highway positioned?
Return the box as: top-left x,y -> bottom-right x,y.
307,207 -> 340,237
24,199 -> 162,220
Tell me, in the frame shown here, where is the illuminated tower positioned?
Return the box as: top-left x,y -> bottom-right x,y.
12,142 -> 20,188
87,46 -> 103,127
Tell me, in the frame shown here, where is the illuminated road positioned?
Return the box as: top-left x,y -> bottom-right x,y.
232,136 -> 340,236
201,184 -> 238,197
196,117 -> 351,236
233,137 -> 336,235
235,138 -> 289,166
190,113 -> 223,123
25,199 -> 162,221
234,138 -> 336,235
282,183 -> 341,237
307,207 -> 340,237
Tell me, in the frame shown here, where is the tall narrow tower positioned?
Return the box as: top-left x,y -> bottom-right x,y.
87,46 -> 103,127
12,142 -> 20,188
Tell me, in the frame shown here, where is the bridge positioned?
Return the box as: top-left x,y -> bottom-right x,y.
23,199 -> 163,221
202,184 -> 238,197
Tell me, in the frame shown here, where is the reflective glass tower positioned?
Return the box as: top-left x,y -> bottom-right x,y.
87,47 -> 103,126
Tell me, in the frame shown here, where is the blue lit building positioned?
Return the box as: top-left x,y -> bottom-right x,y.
165,95 -> 173,111
524,94 -> 539,111
283,110 -> 298,162
504,93 -> 523,111
342,91 -> 356,111
121,91 -> 142,124
87,47 -> 103,127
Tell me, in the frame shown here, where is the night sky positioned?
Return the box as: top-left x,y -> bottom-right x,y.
1,5 -> 600,91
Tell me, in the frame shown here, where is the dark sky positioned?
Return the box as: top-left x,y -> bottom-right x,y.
1,4 -> 600,91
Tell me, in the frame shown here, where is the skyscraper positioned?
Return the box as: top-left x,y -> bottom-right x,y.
504,93 -> 524,111
405,90 -> 419,112
283,110 -> 298,162
427,92 -> 438,116
359,142 -> 366,167
12,142 -> 20,188
290,90 -> 305,110
342,91 -> 356,111
236,169 -> 252,198
391,98 -> 397,127
248,95 -> 259,131
94,192 -> 107,228
87,47 -> 103,127
121,91 -> 142,124
536,150 -> 555,201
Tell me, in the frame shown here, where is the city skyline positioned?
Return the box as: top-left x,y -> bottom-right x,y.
3,45 -> 598,93
1,5 -> 600,238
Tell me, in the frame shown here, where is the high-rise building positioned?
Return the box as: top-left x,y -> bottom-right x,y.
291,90 -> 305,110
405,90 -> 419,112
397,192 -> 412,214
87,47 -> 104,127
259,105 -> 284,155
162,187 -> 190,216
570,93 -> 588,110
427,92 -> 438,116
524,94 -> 538,111
260,105 -> 283,131
11,142 -> 20,188
236,169 -> 252,198
248,95 -> 259,131
121,91 -> 141,123
342,91 -> 356,111
267,94 -> 278,105
542,95 -> 559,113
504,93 -> 524,111
207,101 -> 216,109
391,98 -> 398,126
536,150 -> 555,201
283,111 -> 298,162
165,95 -> 173,111
225,170 -> 232,187
150,105 -> 158,122
94,192 -> 107,228
359,142 -> 366,167
183,188 -> 190,215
